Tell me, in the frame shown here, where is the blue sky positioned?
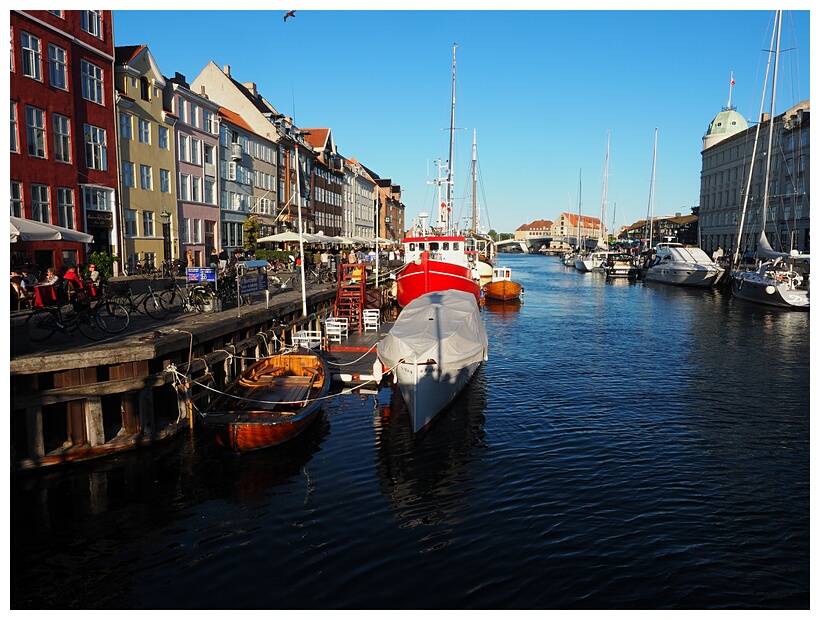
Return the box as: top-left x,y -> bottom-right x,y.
113,9 -> 810,234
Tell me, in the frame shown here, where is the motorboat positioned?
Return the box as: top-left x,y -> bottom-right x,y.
574,249 -> 614,272
377,290 -> 488,434
603,253 -> 639,279
642,243 -> 723,287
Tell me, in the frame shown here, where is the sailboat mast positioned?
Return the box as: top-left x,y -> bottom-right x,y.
446,43 -> 457,234
471,129 -> 477,235
600,131 -> 610,246
577,169 -> 582,250
760,10 -> 782,247
734,11 -> 779,265
646,128 -> 658,248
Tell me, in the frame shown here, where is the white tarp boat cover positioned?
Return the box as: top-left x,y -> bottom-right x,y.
378,289 -> 488,370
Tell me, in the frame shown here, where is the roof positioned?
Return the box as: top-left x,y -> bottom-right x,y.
218,106 -> 254,133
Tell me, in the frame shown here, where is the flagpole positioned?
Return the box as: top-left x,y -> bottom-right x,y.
295,150 -> 307,317
727,70 -> 735,108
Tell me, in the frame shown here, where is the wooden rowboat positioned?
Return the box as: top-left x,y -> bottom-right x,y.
202,348 -> 330,452
482,266 -> 523,301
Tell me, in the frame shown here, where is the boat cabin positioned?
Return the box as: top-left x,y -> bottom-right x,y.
491,266 -> 512,282
402,235 -> 471,268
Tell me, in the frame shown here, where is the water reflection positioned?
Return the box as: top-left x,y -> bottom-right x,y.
374,369 -> 488,541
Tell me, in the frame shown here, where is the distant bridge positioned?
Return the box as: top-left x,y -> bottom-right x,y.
496,237 -> 552,253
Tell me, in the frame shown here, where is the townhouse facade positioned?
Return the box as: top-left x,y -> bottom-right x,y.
302,128 -> 344,238
343,157 -> 377,239
114,45 -> 178,272
699,100 -> 810,256
217,108 -> 256,250
164,72 -> 222,266
10,10 -> 118,272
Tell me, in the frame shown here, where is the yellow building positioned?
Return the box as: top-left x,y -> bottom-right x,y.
115,45 -> 178,273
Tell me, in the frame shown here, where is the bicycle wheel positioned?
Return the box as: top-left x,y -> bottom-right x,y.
25,307 -> 57,342
161,288 -> 185,314
143,291 -> 169,319
76,308 -> 107,340
189,288 -> 207,313
95,300 -> 130,333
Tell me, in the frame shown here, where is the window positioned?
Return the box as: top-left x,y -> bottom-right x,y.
190,103 -> 198,128
204,110 -> 215,134
80,10 -> 102,38
83,185 -> 111,212
21,32 -> 42,80
180,217 -> 190,243
179,134 -> 188,161
179,173 -> 189,200
140,164 -> 152,190
48,44 -> 67,90
84,124 -> 107,170
125,209 -> 137,236
193,219 -> 201,243
10,101 -> 19,153
122,161 -> 135,187
191,137 -> 200,164
56,187 -> 74,228
81,60 -> 104,104
11,180 -> 23,217
140,77 -> 150,101
204,179 -> 214,204
138,118 -> 150,143
160,169 -> 171,193
143,211 -> 155,236
31,184 -> 50,222
158,126 -> 168,149
119,112 -> 132,140
177,98 -> 186,124
53,114 -> 71,163
204,143 -> 215,165
191,176 -> 201,202
26,106 -> 46,158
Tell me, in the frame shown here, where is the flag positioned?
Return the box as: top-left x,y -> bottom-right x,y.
731,78 -> 736,86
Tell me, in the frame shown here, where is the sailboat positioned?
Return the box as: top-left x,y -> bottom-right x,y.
575,132 -> 614,272
395,45 -> 481,308
642,128 -> 724,287
465,130 -> 496,281
730,10 -> 809,309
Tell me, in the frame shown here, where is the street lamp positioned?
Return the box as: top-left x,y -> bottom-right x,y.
161,208 -> 172,263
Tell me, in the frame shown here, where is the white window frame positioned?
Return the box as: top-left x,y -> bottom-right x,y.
125,209 -> 137,236
80,10 -> 102,38
10,101 -> 19,153
11,180 -> 23,217
179,173 -> 190,200
140,164 -> 152,190
48,44 -> 67,90
143,210 -> 155,237
138,118 -> 150,144
180,217 -> 190,243
119,112 -> 132,140
21,32 -> 42,81
193,218 -> 201,243
31,183 -> 50,223
158,125 -> 169,149
84,124 -> 107,170
160,168 -> 171,193
52,113 -> 71,163
26,105 -> 46,158
122,161 -> 135,188
80,59 -> 104,104
56,187 -> 74,229
179,134 -> 188,162
191,176 -> 201,203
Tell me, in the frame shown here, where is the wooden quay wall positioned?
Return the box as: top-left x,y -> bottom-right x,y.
10,285 -> 340,472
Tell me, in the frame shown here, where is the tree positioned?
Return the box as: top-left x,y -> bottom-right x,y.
243,216 -> 260,254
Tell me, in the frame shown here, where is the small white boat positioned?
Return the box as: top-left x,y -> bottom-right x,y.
642,243 -> 723,287
603,253 -> 639,279
377,289 -> 488,434
574,249 -> 614,272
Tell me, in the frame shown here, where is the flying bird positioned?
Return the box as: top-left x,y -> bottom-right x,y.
284,10 -> 296,22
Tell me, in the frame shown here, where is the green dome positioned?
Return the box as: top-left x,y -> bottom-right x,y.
703,107 -> 748,149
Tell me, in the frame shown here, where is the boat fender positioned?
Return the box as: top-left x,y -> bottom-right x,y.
373,360 -> 383,383
765,285 -> 776,295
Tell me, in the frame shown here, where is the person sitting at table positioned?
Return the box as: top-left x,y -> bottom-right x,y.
40,267 -> 59,286
19,267 -> 38,290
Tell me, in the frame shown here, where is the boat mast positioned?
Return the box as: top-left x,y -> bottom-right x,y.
445,43 -> 457,235
599,131 -> 610,247
646,128 -> 658,249
471,128 -> 477,235
577,168 -> 582,251
735,10 -> 781,266
759,10 -> 782,252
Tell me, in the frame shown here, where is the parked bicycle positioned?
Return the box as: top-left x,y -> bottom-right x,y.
106,278 -> 169,319
160,279 -> 215,314
25,290 -> 119,342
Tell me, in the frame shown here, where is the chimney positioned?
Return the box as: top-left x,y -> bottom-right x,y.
243,82 -> 257,97
223,65 -> 230,77
200,85 -> 208,100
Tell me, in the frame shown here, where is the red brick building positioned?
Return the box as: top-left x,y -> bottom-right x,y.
10,10 -> 118,274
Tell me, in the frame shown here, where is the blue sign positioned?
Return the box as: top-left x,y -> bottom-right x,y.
239,273 -> 268,295
186,267 -> 217,283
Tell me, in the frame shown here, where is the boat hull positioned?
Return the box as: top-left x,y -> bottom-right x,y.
395,252 -> 480,307
393,359 -> 482,433
643,266 -> 723,287
202,349 -> 330,452
483,279 -> 523,301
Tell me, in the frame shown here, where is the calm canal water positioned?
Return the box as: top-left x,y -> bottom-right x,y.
11,254 -> 810,609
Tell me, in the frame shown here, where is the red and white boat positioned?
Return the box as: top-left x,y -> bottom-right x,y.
395,233 -> 481,307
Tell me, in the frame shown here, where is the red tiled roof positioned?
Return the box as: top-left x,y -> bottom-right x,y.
218,106 -> 254,132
